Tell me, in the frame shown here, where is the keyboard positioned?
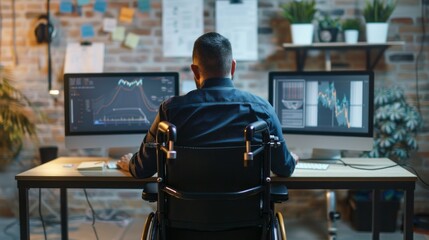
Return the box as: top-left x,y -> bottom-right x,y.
295,162 -> 329,170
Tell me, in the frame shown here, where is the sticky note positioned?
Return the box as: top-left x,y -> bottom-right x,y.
77,0 -> 89,6
103,18 -> 117,33
137,0 -> 151,13
112,26 -> 126,41
94,0 -> 107,13
125,33 -> 140,49
81,24 -> 95,38
59,0 -> 73,13
119,7 -> 135,23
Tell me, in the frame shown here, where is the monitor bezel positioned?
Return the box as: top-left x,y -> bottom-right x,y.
64,72 -> 179,137
268,70 -> 374,138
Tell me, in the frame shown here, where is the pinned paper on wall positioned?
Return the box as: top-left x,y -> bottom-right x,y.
119,7 -> 135,23
162,0 -> 203,57
137,0 -> 151,13
81,24 -> 95,38
124,33 -> 140,49
59,0 -> 73,13
64,43 -> 105,73
77,0 -> 90,6
94,0 -> 107,13
112,27 -> 126,41
216,0 -> 258,61
103,18 -> 117,32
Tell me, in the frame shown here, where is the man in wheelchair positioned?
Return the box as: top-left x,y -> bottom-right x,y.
118,32 -> 298,239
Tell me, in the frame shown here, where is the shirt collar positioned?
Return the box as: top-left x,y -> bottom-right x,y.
201,78 -> 234,89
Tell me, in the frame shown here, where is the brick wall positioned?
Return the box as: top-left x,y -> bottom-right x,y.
1,0 -> 428,222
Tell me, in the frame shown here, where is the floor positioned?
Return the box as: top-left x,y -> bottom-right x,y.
1,213 -> 429,240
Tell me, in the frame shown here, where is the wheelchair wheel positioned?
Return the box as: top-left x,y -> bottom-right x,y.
276,212 -> 287,240
141,212 -> 156,240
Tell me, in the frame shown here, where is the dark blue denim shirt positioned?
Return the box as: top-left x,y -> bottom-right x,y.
129,78 -> 296,178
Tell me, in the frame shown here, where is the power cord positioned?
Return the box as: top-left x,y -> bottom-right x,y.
83,189 -> 100,240
338,159 -> 429,190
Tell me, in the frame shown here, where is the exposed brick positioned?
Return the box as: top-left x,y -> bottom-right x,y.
389,53 -> 415,62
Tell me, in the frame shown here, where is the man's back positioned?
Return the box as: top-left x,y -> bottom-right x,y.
164,78 -> 272,146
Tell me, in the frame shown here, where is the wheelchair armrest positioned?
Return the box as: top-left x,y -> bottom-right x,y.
271,184 -> 289,203
142,182 -> 158,202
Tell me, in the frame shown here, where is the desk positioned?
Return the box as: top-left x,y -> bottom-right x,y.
16,157 -> 417,240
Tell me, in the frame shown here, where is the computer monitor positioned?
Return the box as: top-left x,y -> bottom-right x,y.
268,71 -> 374,159
64,72 -> 179,150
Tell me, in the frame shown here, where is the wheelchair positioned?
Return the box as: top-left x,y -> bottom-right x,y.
141,121 -> 288,240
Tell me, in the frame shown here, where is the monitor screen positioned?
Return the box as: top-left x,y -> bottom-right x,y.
64,72 -> 179,149
269,71 -> 374,158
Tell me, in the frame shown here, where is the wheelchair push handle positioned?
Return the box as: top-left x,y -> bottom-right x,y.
244,121 -> 269,167
157,121 -> 177,161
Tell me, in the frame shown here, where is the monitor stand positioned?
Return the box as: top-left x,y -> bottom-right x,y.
311,149 -> 341,160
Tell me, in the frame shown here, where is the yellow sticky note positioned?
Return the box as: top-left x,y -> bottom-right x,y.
119,7 -> 135,23
125,33 -> 140,49
112,26 -> 125,41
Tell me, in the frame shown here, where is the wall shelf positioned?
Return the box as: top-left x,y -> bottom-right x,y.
282,41 -> 405,71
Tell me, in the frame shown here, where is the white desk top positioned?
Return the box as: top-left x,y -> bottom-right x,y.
16,157 -> 416,184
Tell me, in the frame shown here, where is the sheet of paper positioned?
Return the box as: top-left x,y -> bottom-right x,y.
94,0 -> 107,13
64,42 -> 105,73
103,18 -> 117,32
77,0 -> 89,6
112,26 -> 126,41
59,0 -> 73,13
119,7 -> 135,23
81,24 -> 95,38
162,0 -> 203,57
77,161 -> 105,171
216,0 -> 258,61
125,33 -> 140,49
137,0 -> 151,13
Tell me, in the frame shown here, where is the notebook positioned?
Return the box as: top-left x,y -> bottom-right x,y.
77,161 -> 105,171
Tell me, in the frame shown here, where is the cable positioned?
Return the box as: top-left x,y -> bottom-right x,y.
339,159 -> 429,190
38,188 -> 48,240
401,163 -> 429,190
338,159 -> 400,170
0,1 -> 3,62
83,189 -> 100,240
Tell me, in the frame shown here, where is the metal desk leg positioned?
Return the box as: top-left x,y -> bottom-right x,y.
19,187 -> 29,240
404,188 -> 414,240
372,189 -> 381,240
60,188 -> 68,240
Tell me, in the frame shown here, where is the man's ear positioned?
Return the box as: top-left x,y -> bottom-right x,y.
231,59 -> 236,78
191,64 -> 200,79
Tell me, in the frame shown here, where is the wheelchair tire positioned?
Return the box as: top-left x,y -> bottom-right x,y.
141,212 -> 155,240
276,212 -> 287,240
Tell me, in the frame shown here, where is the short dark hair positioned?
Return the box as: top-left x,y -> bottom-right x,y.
192,32 -> 233,77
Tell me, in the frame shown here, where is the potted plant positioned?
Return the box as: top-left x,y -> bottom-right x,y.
363,0 -> 396,43
282,0 -> 317,44
342,18 -> 361,43
0,66 -> 38,170
317,14 -> 341,42
349,87 -> 422,232
363,87 -> 421,161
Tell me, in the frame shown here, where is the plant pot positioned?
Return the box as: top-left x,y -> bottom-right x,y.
344,30 -> 359,44
291,23 -> 314,44
318,28 -> 339,42
366,23 -> 388,43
